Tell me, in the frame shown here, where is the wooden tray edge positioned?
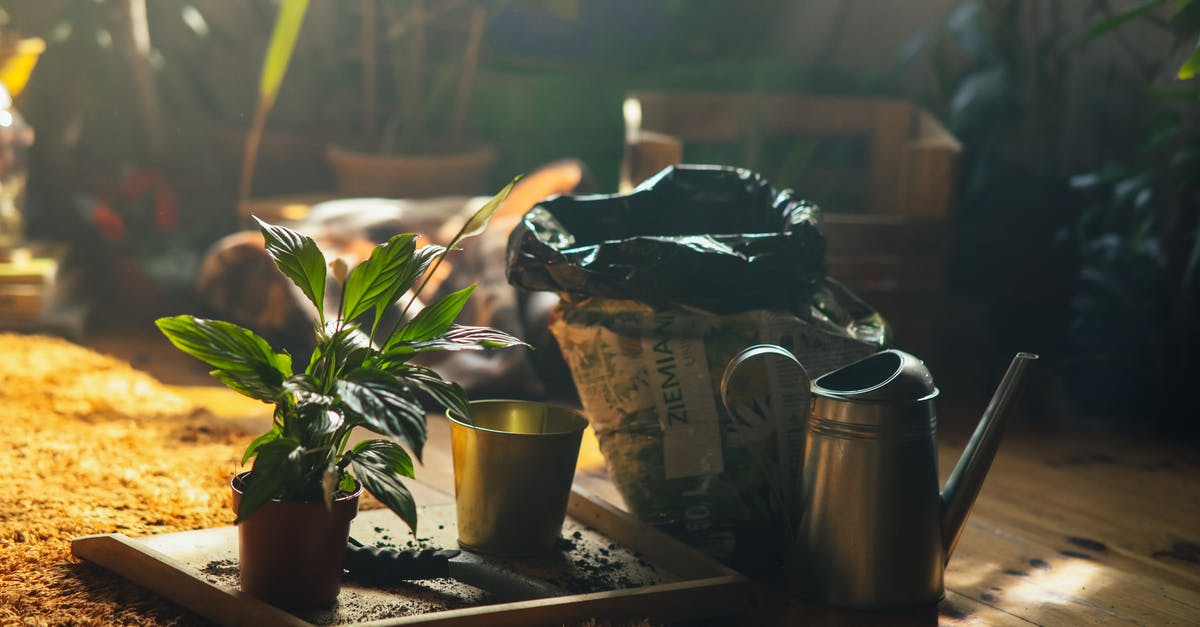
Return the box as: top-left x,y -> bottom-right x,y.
70,488 -> 753,626
71,533 -> 308,627
357,576 -> 752,626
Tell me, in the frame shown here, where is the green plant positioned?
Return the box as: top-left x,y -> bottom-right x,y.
155,179 -> 524,530
1080,0 -> 1200,98
1066,116 -> 1198,404
1063,0 -> 1200,425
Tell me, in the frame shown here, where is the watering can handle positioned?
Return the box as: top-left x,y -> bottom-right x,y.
720,344 -> 809,426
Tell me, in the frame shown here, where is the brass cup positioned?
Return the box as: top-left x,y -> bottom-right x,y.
448,399 -> 588,557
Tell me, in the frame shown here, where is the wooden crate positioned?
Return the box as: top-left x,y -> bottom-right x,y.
619,90 -> 961,293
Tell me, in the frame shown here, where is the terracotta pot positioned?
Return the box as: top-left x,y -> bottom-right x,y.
325,141 -> 497,198
230,472 -> 362,610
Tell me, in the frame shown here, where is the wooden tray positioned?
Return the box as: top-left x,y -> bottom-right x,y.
71,486 -> 750,626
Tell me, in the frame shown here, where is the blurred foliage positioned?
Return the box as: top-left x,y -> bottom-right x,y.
238,0 -> 309,223
1064,0 -> 1200,427
3,1 -> 267,253
903,1 -> 1078,365
904,0 -> 1199,429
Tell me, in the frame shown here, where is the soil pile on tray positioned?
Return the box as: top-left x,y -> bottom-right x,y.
0,333 -> 254,625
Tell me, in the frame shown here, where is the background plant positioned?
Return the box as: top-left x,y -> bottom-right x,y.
1064,0 -> 1200,427
901,0 -> 1198,428
156,180 -> 524,529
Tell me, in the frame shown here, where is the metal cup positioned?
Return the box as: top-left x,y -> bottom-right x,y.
448,399 -> 588,557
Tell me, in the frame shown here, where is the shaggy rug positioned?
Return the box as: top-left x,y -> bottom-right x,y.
0,333 -> 259,625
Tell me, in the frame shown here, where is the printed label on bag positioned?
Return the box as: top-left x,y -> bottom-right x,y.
644,312 -> 724,479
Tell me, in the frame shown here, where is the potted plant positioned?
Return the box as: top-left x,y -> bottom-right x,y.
155,180 -> 524,610
325,0 -> 496,198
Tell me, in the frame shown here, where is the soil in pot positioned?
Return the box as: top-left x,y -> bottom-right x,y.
231,472 -> 363,611
325,139 -> 497,199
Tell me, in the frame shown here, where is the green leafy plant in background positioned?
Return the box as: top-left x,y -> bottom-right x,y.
898,0 -> 1080,374
1065,0 -> 1200,425
1065,117 -> 1199,421
1080,0 -> 1200,97
901,0 -> 1198,428
156,179 -> 525,528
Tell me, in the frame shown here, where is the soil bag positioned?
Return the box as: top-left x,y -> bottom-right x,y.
506,165 -> 887,574
507,165 -> 828,313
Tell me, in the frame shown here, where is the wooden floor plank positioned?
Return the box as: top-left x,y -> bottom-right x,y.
947,516 -> 1200,626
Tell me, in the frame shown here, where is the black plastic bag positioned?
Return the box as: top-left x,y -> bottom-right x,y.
507,165 -> 826,314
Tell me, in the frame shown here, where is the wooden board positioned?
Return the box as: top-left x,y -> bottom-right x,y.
71,486 -> 750,627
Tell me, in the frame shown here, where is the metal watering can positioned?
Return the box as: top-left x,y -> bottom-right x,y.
720,346 -> 1037,608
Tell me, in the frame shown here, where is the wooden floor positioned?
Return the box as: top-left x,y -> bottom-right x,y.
79,316 -> 1200,626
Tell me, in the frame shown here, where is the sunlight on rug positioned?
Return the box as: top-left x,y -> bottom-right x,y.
0,333 -> 259,625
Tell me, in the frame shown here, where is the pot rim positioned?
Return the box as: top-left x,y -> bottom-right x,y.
446,398 -> 589,437
230,470 -> 364,504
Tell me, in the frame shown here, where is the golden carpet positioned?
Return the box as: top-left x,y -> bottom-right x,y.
0,333 -> 258,625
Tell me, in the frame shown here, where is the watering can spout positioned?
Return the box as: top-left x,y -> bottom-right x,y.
940,352 -> 1039,563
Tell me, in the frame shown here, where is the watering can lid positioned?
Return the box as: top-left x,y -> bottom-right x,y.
812,349 -> 937,402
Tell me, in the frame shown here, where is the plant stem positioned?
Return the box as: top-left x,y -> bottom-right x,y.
389,246 -> 445,340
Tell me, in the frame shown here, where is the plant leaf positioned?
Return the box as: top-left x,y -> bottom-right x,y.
211,369 -> 288,403
241,424 -> 283,466
291,401 -> 342,448
282,373 -> 330,405
1177,45 -> 1200,79
1171,0 -> 1200,39
376,241 -> 444,321
336,371 -> 427,460
341,233 -> 417,327
254,216 -> 327,322
945,0 -> 990,60
405,368 -> 470,421
442,325 -> 531,349
396,179 -> 517,320
447,177 -> 519,249
349,439 -> 417,532
1148,84 -> 1200,99
237,437 -> 304,523
1081,0 -> 1168,44
383,324 -> 530,360
258,0 -> 310,109
392,285 -> 475,346
949,67 -> 1007,131
155,316 -> 291,402
322,465 -> 340,511
309,322 -> 375,381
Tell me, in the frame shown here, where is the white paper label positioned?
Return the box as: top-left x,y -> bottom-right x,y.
643,313 -> 724,479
